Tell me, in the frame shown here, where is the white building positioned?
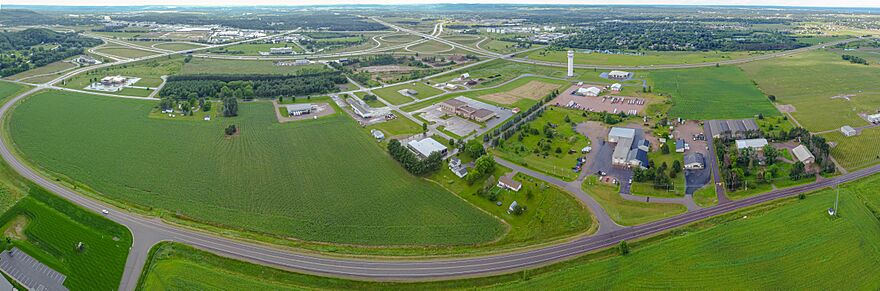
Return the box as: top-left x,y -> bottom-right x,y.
792,144 -> 815,164
841,125 -> 858,137
609,127 -> 637,166
735,138 -> 769,151
407,138 -> 448,159
608,70 -> 632,80
868,114 -> 880,124
610,83 -> 622,92
575,86 -> 602,97
507,201 -> 519,213
347,98 -> 374,119
285,103 -> 315,116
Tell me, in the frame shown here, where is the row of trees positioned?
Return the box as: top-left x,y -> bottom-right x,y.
387,139 -> 443,176
842,54 -> 869,65
483,90 -> 560,147
159,72 -> 347,100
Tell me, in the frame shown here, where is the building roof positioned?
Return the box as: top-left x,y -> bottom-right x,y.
735,138 -> 769,150
499,175 -> 522,189
708,119 -> 759,136
792,145 -> 815,162
676,139 -> 686,150
609,127 -> 636,140
371,129 -> 385,139
452,166 -> 468,177
472,108 -> 495,119
408,138 -> 447,157
684,152 -> 705,165
627,148 -> 649,167
457,105 -> 478,115
285,103 -> 314,112
609,70 -> 631,76
610,83 -> 622,90
347,98 -> 372,116
576,86 -> 602,95
612,137 -> 634,162
442,98 -> 467,108
841,125 -> 856,133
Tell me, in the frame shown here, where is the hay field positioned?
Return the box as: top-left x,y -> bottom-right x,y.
480,80 -> 562,104
651,66 -> 779,120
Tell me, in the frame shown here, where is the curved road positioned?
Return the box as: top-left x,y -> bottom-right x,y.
3,21 -> 874,291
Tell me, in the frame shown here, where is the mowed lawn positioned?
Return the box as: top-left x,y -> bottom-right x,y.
740,50 -> 880,132
8,91 -> 505,246
373,82 -> 443,105
582,176 -> 686,226
651,66 -> 779,120
524,49 -> 762,66
0,188 -> 132,291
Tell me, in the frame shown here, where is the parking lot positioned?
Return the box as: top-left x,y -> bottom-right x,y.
413,96 -> 513,138
0,248 -> 68,291
551,85 -> 646,115
674,121 -> 712,194
419,109 -> 480,137
587,127 -> 645,193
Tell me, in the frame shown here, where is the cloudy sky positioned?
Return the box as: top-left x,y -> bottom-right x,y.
1,0 -> 878,8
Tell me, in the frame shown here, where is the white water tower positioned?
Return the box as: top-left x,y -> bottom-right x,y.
567,50 -> 574,77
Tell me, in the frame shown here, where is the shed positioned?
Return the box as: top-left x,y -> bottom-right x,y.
792,144 -> 815,164
841,125 -> 858,137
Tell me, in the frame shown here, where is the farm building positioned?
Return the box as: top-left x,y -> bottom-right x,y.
407,138 -> 448,159
498,176 -> 522,192
735,138 -> 768,151
398,89 -> 418,96
610,83 -> 622,92
285,103 -> 316,116
269,47 -> 293,54
347,98 -> 374,119
684,152 -> 705,170
675,139 -> 689,153
371,129 -> 385,141
792,145 -> 815,164
574,86 -> 602,97
708,119 -> 759,138
608,70 -> 632,80
841,125 -> 858,137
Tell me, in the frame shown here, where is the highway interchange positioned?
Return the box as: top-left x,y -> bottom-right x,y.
0,18 -> 869,291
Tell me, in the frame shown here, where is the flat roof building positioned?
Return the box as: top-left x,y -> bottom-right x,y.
735,138 -> 769,151
792,144 -> 815,164
347,98 -> 374,119
269,47 -> 294,54
841,125 -> 858,137
285,103 -> 315,116
608,127 -> 636,143
708,119 -> 759,138
575,86 -> 602,97
407,138 -> 448,159
610,83 -> 622,92
608,70 -> 632,80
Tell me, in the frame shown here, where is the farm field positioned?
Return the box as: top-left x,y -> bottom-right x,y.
372,82 -> 443,105
210,42 -> 305,55
63,57 -> 184,90
740,50 -> 880,132
479,80 -> 563,105
523,49 -> 762,66
493,107 -> 591,182
0,187 -> 132,291
650,66 -> 779,120
94,47 -> 160,59
823,127 -> 880,171
180,57 -> 331,75
8,90 -> 505,247
582,176 -> 687,226
152,42 -> 207,51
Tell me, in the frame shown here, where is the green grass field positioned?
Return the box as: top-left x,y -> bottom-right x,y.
152,42 -> 206,51
651,66 -> 780,120
582,176 -> 687,226
740,50 -> 880,132
406,75 -> 570,112
211,42 -> 304,55
8,90 -> 504,246
94,47 -> 160,59
63,57 -> 183,90
180,57 -> 331,75
407,41 -> 454,53
353,92 -> 385,108
0,187 -> 132,291
524,49 -> 763,66
4,59 -> 77,82
365,111 -> 422,137
372,82 -> 444,105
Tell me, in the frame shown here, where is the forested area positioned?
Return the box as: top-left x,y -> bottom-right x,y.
555,22 -> 807,51
158,72 -> 347,99
0,28 -> 103,77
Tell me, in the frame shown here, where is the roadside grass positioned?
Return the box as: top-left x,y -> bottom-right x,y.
152,42 -> 206,51
740,50 -> 880,132
372,82 -> 443,105
62,56 -> 183,91
94,47 -> 160,59
4,59 -> 77,82
180,57 -> 332,75
353,92 -> 385,108
493,107 -> 591,182
630,151 -> 686,198
651,66 -> 779,120
211,42 -> 304,55
8,90 -> 505,247
582,176 -> 687,226
365,111 -> 423,137
692,185 -> 718,208
523,49 -> 763,66
0,187 -> 132,291
479,39 -> 521,54
136,171 -> 880,290
406,41 -> 454,53
0,81 -> 33,211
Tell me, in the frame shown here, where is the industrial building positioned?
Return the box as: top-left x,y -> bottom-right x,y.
285,103 -> 316,116
407,138 -> 448,159
735,138 -> 769,151
347,98 -> 374,119
608,70 -> 632,80
439,98 -> 497,122
574,86 -> 602,97
269,47 -> 294,54
707,119 -> 759,138
610,83 -> 622,92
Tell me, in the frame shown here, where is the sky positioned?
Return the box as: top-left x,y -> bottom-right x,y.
2,0 -> 879,8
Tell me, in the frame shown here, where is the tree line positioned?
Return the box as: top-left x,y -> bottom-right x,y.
842,54 -> 869,65
159,72 -> 347,100
387,139 -> 443,176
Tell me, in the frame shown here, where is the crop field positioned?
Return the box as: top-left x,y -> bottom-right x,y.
651,66 -> 779,120
372,82 -> 443,105
523,49 -> 762,66
493,107 -> 592,181
211,42 -> 305,55
0,187 -> 132,291
582,176 -> 687,226
822,127 -> 880,170
480,80 -> 563,105
94,47 -> 160,59
740,50 -> 880,131
479,39 -> 522,54
63,57 -> 183,90
8,90 -> 504,246
152,42 -> 207,51
180,57 -> 331,75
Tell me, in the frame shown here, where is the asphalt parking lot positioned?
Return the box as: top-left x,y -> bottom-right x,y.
0,248 -> 68,291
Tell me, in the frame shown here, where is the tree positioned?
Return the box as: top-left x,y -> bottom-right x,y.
768,95 -> 776,102
202,101 -> 212,112
222,97 -> 238,117
671,160 -> 682,173
618,240 -> 630,255
224,124 -> 237,136
422,122 -> 428,134
465,139 -> 486,159
661,142 -> 670,154
511,204 -> 525,216
790,161 -> 806,180
763,144 -> 779,165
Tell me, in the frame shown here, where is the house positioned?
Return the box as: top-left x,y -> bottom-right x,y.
684,152 -> 705,170
448,157 -> 467,178
675,139 -> 689,153
608,70 -> 632,80
610,83 -> 622,92
269,47 -> 293,54
792,144 -> 815,164
575,86 -> 602,97
398,88 -> 418,96
407,138 -> 448,159
371,129 -> 385,141
707,119 -> 760,138
507,201 -> 519,214
347,98 -> 374,118
735,138 -> 769,151
841,125 -> 858,137
498,176 -> 522,192
285,103 -> 315,116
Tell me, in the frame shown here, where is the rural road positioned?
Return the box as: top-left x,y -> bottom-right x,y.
2,20 -> 873,291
